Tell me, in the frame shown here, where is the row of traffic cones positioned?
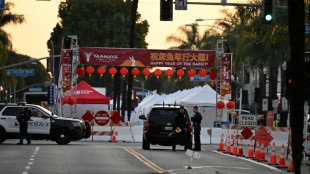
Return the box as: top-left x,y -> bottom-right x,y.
217,134 -> 293,171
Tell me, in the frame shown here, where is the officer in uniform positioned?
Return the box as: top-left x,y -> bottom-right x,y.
16,108 -> 31,145
192,105 -> 202,151
172,106 -> 188,151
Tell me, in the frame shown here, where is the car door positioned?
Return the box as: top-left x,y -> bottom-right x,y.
27,107 -> 51,134
0,106 -> 21,133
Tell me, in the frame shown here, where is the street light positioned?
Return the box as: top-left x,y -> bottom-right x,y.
195,18 -> 236,25
185,23 -> 237,38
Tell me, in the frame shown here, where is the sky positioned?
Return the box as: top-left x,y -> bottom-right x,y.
3,0 -> 243,66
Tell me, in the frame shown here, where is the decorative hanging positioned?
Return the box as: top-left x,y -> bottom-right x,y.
199,69 -> 207,79
120,67 -> 128,79
209,67 -> 217,85
109,67 -> 117,79
131,68 -> 139,79
217,101 -> 225,112
165,69 -> 173,80
154,69 -> 162,80
97,67 -> 106,78
58,98 -> 67,105
143,68 -> 151,80
226,101 -> 235,112
187,69 -> 196,79
176,69 -> 184,80
86,66 -> 94,78
68,97 -> 75,108
76,64 -> 85,77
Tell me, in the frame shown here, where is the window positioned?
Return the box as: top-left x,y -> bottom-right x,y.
2,107 -> 22,116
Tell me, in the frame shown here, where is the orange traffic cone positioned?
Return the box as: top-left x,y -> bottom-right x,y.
111,127 -> 117,142
225,135 -> 232,154
259,141 -> 267,162
254,141 -> 261,161
232,136 -> 238,155
238,138 -> 244,157
277,144 -> 287,168
247,138 -> 254,159
268,142 -> 277,165
218,133 -> 225,151
287,155 -> 294,172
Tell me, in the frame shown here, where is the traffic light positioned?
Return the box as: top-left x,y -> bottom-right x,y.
262,0 -> 275,24
160,0 -> 173,21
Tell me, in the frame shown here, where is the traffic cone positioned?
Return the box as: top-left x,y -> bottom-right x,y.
254,141 -> 261,161
218,133 -> 225,151
238,138 -> 244,157
259,141 -> 267,162
247,138 -> 254,159
111,127 -> 117,142
232,135 -> 238,155
225,135 -> 232,154
277,144 -> 287,168
287,155 -> 294,172
268,142 -> 277,165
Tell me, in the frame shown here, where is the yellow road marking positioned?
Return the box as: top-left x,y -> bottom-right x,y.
123,147 -> 165,173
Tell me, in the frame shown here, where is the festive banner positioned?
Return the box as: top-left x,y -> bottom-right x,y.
79,47 -> 216,68
61,48 -> 73,95
220,54 -> 232,100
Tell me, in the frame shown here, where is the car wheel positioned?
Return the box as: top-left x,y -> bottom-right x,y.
84,121 -> 91,139
54,129 -> 72,145
142,137 -> 150,150
0,129 -> 5,144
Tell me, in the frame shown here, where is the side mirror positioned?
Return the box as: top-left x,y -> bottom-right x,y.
139,115 -> 146,120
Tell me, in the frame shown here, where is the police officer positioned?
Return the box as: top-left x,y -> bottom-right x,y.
192,105 -> 202,151
16,108 -> 31,145
172,106 -> 188,151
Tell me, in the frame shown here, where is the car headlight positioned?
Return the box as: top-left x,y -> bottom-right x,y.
72,121 -> 81,127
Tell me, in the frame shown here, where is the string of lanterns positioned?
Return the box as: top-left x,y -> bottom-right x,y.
216,100 -> 235,112
76,64 -> 218,83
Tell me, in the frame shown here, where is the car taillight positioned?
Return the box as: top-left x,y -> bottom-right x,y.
145,120 -> 149,132
188,121 -> 192,133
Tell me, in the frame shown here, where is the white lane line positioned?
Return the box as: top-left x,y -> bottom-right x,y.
33,152 -> 37,155
22,172 -> 28,174
31,155 -> 35,158
25,166 -> 31,170
34,146 -> 40,152
23,146 -> 40,174
29,158 -> 34,161
28,162 -> 34,165
191,166 -> 253,170
212,150 -> 284,173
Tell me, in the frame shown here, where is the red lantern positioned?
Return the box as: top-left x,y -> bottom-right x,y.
209,68 -> 217,85
226,101 -> 235,112
58,98 -> 67,105
76,64 -> 85,77
199,69 -> 207,79
217,101 -> 225,112
97,67 -> 106,78
86,66 -> 94,78
68,97 -> 75,105
131,68 -> 139,79
143,68 -> 151,80
120,67 -> 128,79
165,69 -> 173,80
154,69 -> 162,80
176,69 -> 184,80
187,69 -> 196,79
109,67 -> 117,79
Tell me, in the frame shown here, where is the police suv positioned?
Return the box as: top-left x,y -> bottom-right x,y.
0,103 -> 91,145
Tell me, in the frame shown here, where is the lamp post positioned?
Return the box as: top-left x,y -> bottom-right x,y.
185,23 -> 237,38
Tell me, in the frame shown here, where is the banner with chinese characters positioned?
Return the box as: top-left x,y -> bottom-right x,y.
220,54 -> 232,100
79,47 -> 215,68
61,49 -> 73,95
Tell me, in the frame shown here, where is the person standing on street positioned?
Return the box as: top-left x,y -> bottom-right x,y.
16,107 -> 31,145
172,106 -> 188,151
192,105 -> 202,151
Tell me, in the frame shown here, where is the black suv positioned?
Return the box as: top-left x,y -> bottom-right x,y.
0,103 -> 91,145
139,105 -> 192,150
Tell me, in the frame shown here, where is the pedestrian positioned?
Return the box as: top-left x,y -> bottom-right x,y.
172,106 -> 188,151
192,105 -> 202,151
16,107 -> 31,145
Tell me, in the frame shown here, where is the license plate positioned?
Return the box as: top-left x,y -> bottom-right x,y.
165,126 -> 173,131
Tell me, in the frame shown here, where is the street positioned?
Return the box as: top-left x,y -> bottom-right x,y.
1,140 -> 309,174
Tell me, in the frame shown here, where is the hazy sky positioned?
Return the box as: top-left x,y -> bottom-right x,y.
4,0 -> 242,66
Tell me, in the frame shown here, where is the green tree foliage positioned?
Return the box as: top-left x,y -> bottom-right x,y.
48,0 -> 149,97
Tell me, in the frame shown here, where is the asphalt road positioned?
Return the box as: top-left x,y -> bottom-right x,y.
0,140 -> 309,174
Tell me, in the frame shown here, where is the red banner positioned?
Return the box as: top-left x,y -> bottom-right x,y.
79,47 -> 215,68
220,54 -> 232,100
61,49 -> 73,94
267,111 -> 274,126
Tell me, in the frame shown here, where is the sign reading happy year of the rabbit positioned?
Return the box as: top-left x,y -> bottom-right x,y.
79,47 -> 215,68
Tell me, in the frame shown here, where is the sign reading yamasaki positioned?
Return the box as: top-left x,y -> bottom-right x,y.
238,114 -> 257,127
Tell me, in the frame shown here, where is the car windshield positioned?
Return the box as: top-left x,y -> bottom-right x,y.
149,108 -> 189,122
34,105 -> 58,117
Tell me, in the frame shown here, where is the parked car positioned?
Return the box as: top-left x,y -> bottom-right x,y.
139,104 -> 192,150
0,103 -> 91,144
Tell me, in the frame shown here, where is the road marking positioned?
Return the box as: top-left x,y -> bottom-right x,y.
191,166 -> 253,170
31,155 -> 35,158
22,172 -> 27,174
29,158 -> 34,161
28,162 -> 33,165
22,146 -> 40,174
25,166 -> 30,170
123,147 -> 166,173
34,146 -> 40,152
212,150 -> 284,172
